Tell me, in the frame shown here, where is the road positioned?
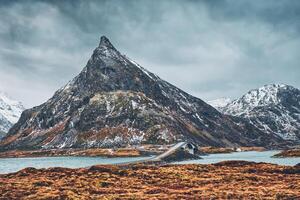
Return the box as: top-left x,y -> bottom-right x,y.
151,142 -> 186,161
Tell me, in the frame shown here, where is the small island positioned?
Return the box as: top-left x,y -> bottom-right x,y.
273,149 -> 300,158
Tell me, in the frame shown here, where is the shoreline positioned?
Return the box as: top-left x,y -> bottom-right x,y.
0,145 -> 274,159
0,147 -> 160,158
273,149 -> 300,158
1,148 -> 299,175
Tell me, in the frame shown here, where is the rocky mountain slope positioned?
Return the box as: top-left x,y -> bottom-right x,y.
0,36 -> 285,150
0,92 -> 24,139
214,84 -> 300,141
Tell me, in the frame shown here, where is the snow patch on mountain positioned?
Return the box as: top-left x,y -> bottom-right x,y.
208,98 -> 231,111
223,84 -> 289,116
0,92 -> 25,133
220,84 -> 300,141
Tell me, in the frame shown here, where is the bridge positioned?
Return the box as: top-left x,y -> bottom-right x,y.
150,142 -> 186,161
118,142 -> 188,165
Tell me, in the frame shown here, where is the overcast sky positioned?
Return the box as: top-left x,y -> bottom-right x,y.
0,0 -> 299,108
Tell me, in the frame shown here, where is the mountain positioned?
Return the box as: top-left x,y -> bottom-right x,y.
219,84 -> 300,141
0,92 -> 24,138
0,131 -> 6,140
208,98 -> 231,111
0,36 -> 285,150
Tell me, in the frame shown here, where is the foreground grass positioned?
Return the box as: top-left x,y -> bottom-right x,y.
0,161 -> 299,199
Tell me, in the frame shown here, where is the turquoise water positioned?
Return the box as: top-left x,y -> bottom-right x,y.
0,151 -> 299,174
0,156 -> 151,174
175,150 -> 300,166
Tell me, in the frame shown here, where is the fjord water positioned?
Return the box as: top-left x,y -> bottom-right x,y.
1,151 -> 299,174
175,150 -> 300,166
0,156 -> 151,174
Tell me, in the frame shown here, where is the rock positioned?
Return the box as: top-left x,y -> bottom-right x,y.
0,92 -> 24,136
216,84 -> 300,142
213,160 -> 258,167
0,36 -> 285,151
273,149 -> 300,157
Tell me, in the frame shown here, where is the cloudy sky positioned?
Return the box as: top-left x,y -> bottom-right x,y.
0,0 -> 299,108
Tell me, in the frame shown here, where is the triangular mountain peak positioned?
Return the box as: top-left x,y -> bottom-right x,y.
99,36 -> 116,49
0,36 -> 286,151
89,35 -> 122,62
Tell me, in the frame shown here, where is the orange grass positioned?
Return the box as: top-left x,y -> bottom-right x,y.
0,161 -> 299,199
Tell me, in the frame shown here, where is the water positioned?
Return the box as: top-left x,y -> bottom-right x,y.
0,156 -> 151,174
175,150 -> 300,166
0,151 -> 299,174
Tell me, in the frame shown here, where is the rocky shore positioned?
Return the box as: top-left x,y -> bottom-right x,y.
0,148 -> 148,158
273,149 -> 300,158
0,161 -> 299,199
199,146 -> 266,154
0,145 -> 267,158
0,145 -> 171,158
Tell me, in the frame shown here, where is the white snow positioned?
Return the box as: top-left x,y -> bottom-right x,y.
208,97 -> 231,110
194,113 -> 203,122
131,100 -> 138,110
157,128 -> 176,143
0,92 -> 25,132
125,56 -> 158,80
223,84 -> 288,116
220,84 -> 300,141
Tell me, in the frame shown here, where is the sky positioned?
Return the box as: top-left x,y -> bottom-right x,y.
0,0 -> 299,108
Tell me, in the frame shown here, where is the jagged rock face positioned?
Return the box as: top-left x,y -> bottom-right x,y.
0,37 -> 285,150
0,92 -> 24,138
221,84 -> 300,141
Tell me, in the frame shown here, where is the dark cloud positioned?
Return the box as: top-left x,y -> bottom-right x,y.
0,0 -> 299,107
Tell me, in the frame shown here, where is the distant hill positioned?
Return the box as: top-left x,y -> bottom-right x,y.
210,84 -> 300,141
0,92 -> 24,138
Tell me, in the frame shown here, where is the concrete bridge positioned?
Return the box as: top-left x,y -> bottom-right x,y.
117,142 -> 192,165
150,142 -> 187,162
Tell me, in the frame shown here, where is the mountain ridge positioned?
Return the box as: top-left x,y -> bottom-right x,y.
0,36 -> 286,150
208,98 -> 231,111
210,84 -> 300,141
0,92 -> 24,138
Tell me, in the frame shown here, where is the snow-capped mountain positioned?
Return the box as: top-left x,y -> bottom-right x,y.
208,98 -> 231,111
0,37 -> 285,150
220,84 -> 300,141
0,92 -> 24,138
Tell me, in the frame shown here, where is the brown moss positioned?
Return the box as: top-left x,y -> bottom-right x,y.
0,161 -> 299,199
240,146 -> 266,152
0,147 -> 143,158
77,126 -> 143,145
200,146 -> 235,154
273,149 -> 300,158
41,119 -> 69,146
199,146 -> 266,154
